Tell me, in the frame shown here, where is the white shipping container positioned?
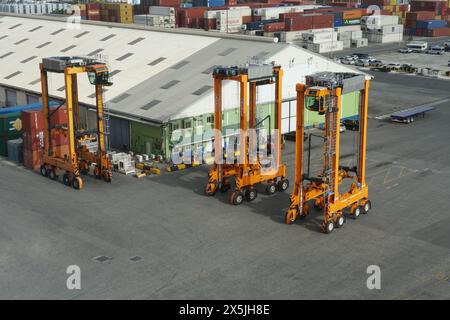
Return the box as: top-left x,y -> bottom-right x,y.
149,6 -> 175,16
302,30 -> 337,44
352,38 -> 368,47
343,39 -> 352,48
307,40 -> 344,53
351,30 -> 363,39
335,25 -> 362,33
253,5 -> 321,20
376,24 -> 404,35
279,30 -> 311,42
365,32 -> 403,43
338,31 -> 351,41
361,15 -> 399,29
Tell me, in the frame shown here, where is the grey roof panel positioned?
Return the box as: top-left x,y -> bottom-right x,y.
148,57 -> 166,66
14,38 -> 28,45
21,56 -> 37,63
0,51 -> 13,59
116,53 -> 134,61
51,28 -> 65,35
100,34 -> 116,41
61,45 -> 76,52
171,60 -> 190,69
29,26 -> 43,32
4,71 -> 22,79
128,37 -> 145,45
192,85 -> 212,96
36,41 -> 51,48
88,48 -> 104,56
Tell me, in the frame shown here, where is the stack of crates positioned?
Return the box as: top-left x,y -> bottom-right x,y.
101,3 -> 134,24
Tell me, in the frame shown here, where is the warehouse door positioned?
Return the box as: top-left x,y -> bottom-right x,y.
5,89 -> 17,107
109,116 -> 130,151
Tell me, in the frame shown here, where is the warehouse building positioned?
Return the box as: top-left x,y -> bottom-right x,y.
0,13 -> 365,159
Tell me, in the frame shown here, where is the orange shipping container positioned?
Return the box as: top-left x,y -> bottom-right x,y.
343,9 -> 362,20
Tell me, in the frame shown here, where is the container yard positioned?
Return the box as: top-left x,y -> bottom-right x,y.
0,1 -> 449,305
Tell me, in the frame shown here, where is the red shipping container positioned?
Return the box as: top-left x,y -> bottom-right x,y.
242,15 -> 252,24
49,106 -> 67,127
427,27 -> 450,36
86,3 -> 100,10
279,12 -> 303,22
406,11 -> 436,21
329,2 -> 354,8
203,18 -> 217,30
155,0 -> 181,7
411,0 -> 445,14
23,149 -> 43,171
22,110 -> 44,134
23,131 -> 44,151
405,20 -> 417,28
88,14 -> 101,21
361,0 -> 390,7
263,22 -> 285,32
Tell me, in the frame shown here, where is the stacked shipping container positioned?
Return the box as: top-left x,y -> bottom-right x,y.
406,0 -> 450,36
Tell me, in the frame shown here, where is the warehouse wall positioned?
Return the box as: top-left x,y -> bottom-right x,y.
0,85 -> 37,108
131,122 -> 163,156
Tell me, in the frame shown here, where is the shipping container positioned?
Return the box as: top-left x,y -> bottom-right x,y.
23,148 -> 43,171
416,19 -> 446,29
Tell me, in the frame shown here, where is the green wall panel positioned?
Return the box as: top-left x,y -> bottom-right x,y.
130,122 -> 163,155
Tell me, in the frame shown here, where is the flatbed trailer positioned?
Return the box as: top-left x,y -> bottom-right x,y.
390,105 -> 435,123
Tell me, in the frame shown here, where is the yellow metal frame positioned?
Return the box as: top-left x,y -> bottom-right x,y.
286,78 -> 371,232
39,62 -> 112,189
205,66 -> 288,204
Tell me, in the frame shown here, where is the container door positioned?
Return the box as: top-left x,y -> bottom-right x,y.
109,116 -> 130,151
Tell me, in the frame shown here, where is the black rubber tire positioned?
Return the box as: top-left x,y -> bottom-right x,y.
336,215 -> 346,228
40,165 -> 48,177
353,206 -> 361,219
266,182 -> 277,195
245,188 -> 257,201
62,174 -> 71,186
362,200 -> 372,214
324,220 -> 335,234
48,168 -> 57,180
72,177 -> 82,190
277,179 -> 289,192
230,191 -> 244,205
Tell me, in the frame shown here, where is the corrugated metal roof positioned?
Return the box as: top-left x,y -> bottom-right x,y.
0,13 -> 363,124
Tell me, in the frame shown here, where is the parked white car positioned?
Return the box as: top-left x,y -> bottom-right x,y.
398,47 -> 413,53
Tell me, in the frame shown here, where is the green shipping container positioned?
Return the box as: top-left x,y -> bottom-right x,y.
343,19 -> 361,26
0,112 -> 22,156
0,112 -> 22,134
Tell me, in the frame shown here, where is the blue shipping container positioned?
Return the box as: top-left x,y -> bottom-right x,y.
0,101 -> 59,115
334,19 -> 343,27
193,0 -> 225,7
416,20 -> 446,30
246,22 -> 263,30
